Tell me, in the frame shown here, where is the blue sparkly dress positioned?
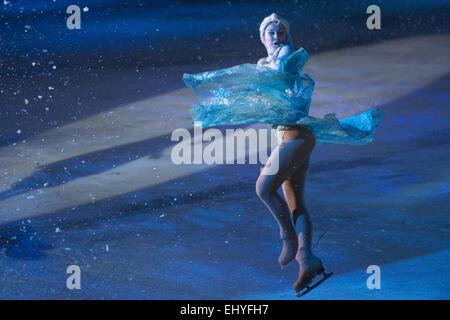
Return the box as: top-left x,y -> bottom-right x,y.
182,47 -> 383,146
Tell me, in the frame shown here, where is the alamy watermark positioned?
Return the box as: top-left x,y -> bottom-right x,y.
65,5 -> 380,31
66,5 -> 89,30
171,123 -> 280,175
366,5 -> 381,30
66,265 -> 81,290
366,265 -> 381,289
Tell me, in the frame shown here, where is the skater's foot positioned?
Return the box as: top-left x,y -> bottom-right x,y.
279,232 -> 298,268
293,254 -> 324,293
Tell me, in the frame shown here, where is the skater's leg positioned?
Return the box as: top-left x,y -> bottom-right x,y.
256,130 -> 315,230
255,127 -> 315,267
287,163 -> 324,293
276,131 -> 326,293
281,156 -> 310,226
282,157 -> 313,257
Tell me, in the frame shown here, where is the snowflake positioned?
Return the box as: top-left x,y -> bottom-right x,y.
193,72 -> 214,81
285,88 -> 294,98
209,87 -> 231,105
249,88 -> 271,106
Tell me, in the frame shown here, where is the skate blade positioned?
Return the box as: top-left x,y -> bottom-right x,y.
295,271 -> 333,298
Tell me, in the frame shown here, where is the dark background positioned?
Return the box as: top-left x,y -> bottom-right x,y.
1,0 -> 449,146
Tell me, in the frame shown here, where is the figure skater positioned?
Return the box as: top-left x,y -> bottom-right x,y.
183,13 -> 382,295
255,13 -> 326,294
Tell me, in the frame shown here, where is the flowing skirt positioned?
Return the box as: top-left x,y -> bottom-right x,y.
182,48 -> 383,146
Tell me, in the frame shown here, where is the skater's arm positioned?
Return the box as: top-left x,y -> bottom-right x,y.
258,45 -> 294,72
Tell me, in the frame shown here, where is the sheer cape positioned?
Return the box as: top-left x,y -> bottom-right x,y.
183,48 -> 383,146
